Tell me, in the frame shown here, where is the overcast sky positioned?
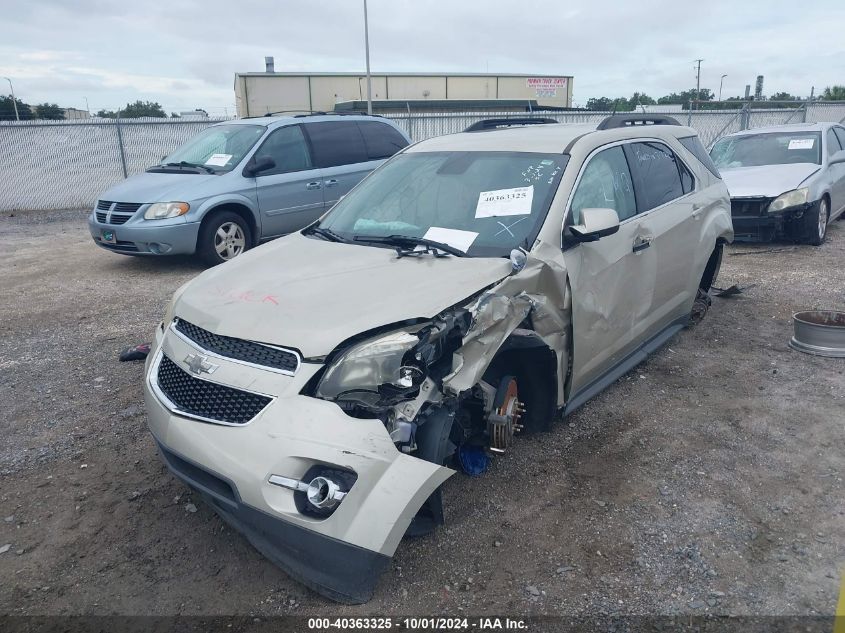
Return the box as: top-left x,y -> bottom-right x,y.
2,0 -> 843,115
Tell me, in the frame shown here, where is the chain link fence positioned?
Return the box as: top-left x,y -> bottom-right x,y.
2,103 -> 845,213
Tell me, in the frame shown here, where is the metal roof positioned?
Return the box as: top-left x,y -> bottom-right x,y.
236,71 -> 573,78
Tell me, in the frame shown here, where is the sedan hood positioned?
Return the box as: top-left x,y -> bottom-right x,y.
99,171 -> 219,203
174,232 -> 512,357
720,163 -> 820,198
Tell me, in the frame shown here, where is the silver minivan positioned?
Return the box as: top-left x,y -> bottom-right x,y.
88,114 -> 410,264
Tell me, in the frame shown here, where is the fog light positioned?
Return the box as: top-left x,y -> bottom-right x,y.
306,476 -> 346,509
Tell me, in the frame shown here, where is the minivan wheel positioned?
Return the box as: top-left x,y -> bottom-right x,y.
198,211 -> 252,265
803,198 -> 828,246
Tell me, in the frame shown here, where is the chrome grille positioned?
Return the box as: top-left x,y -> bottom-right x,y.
156,355 -> 271,425
95,211 -> 108,223
174,319 -> 299,375
94,200 -> 142,224
731,198 -> 773,218
96,200 -> 112,210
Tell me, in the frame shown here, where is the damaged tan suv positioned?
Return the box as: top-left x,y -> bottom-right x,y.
143,114 -> 733,603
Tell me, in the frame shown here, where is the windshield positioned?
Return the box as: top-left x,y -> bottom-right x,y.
317,151 -> 569,257
710,132 -> 822,168
161,124 -> 266,172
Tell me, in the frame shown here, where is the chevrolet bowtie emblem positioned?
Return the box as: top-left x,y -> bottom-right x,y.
184,353 -> 219,375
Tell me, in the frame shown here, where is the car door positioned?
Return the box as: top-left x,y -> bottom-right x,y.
828,127 -> 845,216
303,121 -> 381,209
623,140 -> 700,327
562,143 -> 658,396
252,124 -> 325,238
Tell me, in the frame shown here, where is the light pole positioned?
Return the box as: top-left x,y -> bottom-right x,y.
4,77 -> 20,120
363,0 -> 373,115
719,74 -> 728,101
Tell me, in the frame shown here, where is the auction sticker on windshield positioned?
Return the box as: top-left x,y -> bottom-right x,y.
475,186 -> 534,218
205,153 -> 233,166
788,139 -> 815,150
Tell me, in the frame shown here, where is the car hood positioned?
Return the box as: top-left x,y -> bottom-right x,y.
98,170 -> 219,203
174,232 -> 513,357
719,163 -> 820,198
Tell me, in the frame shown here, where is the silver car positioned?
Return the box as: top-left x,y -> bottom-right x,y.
710,122 -> 845,245
88,114 -> 410,264
144,115 -> 732,603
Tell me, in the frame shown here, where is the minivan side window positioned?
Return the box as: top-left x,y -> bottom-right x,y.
306,121 -> 368,168
570,145 -> 637,224
826,129 -> 842,158
357,121 -> 409,160
625,142 -> 686,211
252,125 -> 312,175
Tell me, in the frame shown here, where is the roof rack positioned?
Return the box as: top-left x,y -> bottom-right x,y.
464,117 -> 558,132
248,111 -> 383,119
596,114 -> 682,130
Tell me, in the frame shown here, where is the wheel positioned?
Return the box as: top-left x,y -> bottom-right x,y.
198,211 -> 252,265
803,198 -> 829,246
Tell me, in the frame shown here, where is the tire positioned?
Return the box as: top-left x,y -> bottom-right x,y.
699,243 -> 724,292
803,198 -> 829,246
197,211 -> 252,265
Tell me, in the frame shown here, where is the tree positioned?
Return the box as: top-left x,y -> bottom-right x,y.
586,97 -> 614,111
628,92 -> 656,109
170,112 -> 181,118
769,91 -> 797,102
97,100 -> 167,118
821,86 -> 845,101
0,95 -> 33,120
658,89 -> 714,109
34,103 -> 65,120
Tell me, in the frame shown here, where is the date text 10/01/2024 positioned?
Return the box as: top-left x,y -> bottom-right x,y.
307,617 -> 528,630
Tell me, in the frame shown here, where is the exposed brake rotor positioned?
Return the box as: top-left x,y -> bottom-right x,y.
487,376 -> 525,453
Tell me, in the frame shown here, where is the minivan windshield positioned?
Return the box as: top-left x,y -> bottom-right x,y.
317,151 -> 569,257
710,132 -> 822,168
160,124 -> 266,172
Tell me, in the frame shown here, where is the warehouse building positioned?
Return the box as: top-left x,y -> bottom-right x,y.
234,58 -> 573,116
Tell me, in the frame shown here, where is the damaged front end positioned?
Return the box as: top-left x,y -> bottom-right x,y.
305,243 -> 570,538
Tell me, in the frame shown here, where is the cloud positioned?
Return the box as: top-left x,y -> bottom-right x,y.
0,0 -> 843,113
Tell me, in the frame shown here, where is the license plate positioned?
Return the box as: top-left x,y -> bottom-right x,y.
101,229 -> 116,244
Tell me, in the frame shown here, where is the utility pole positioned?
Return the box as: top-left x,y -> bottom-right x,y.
363,0 -> 373,115
694,59 -> 703,110
4,77 -> 20,120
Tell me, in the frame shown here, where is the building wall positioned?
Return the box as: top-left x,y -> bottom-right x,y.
235,73 -> 573,116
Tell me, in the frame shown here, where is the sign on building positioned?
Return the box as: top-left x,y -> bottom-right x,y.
526,77 -> 568,98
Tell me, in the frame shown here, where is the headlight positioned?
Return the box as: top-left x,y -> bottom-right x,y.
315,330 -> 423,401
144,202 -> 190,220
768,188 -> 809,213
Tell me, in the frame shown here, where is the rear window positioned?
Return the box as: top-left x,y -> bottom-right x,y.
305,121 -> 368,168
679,135 -> 721,178
357,121 -> 409,160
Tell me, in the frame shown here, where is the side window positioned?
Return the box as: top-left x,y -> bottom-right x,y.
826,129 -> 842,157
253,125 -> 312,175
570,145 -> 637,224
679,135 -> 721,178
357,121 -> 409,160
625,142 -> 685,211
834,127 -> 845,151
305,121 -> 368,168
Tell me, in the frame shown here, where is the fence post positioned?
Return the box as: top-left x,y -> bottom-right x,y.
740,103 -> 750,131
115,118 -> 128,178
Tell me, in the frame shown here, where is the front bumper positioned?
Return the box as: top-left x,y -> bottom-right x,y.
143,325 -> 452,603
730,198 -> 814,242
88,212 -> 200,256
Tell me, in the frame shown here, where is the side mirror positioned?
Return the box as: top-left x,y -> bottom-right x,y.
566,207 -> 621,244
829,149 -> 845,167
244,155 -> 276,177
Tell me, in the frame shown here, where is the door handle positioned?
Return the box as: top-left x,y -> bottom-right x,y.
324,179 -> 338,188
692,202 -> 705,219
306,181 -> 322,190
632,237 -> 651,253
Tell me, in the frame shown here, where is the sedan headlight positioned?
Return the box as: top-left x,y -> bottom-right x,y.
315,330 -> 424,402
768,188 -> 809,213
144,202 -> 190,220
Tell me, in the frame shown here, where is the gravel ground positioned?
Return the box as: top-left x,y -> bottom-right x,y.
0,210 -> 843,617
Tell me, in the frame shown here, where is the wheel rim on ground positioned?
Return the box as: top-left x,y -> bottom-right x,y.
818,200 -> 828,240
214,222 -> 246,260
